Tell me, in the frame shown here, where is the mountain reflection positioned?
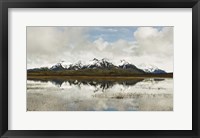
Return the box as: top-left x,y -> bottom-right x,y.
27,78 -> 145,92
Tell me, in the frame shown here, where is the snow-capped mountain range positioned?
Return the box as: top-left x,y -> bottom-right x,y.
28,58 -> 167,74
50,58 -> 118,71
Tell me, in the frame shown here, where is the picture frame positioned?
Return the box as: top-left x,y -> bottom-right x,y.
0,0 -> 199,137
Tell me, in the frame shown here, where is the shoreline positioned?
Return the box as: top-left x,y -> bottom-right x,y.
27,75 -> 173,80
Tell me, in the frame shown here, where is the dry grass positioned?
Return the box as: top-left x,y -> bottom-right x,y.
27,74 -> 173,82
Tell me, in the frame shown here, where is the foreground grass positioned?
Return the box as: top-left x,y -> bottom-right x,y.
27,73 -> 173,81
28,68 -> 172,77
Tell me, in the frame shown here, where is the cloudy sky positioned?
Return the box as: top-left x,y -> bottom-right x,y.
27,26 -> 173,72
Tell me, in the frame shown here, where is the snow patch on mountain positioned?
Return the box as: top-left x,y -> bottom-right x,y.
137,63 -> 166,74
60,61 -> 73,68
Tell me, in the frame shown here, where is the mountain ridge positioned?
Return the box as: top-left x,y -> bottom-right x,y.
28,58 -> 167,75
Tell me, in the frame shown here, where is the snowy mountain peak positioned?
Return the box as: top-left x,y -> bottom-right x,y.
50,60 -> 74,70
87,58 -> 115,69
75,61 -> 83,66
137,63 -> 166,74
120,59 -> 129,65
50,62 -> 65,71
102,58 -> 109,62
89,58 -> 101,67
93,58 -> 99,62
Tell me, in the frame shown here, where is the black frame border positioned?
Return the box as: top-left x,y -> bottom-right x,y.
0,0 -> 199,138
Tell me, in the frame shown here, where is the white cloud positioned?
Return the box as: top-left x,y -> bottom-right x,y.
27,27 -> 173,72
93,37 -> 109,51
132,27 -> 173,71
134,27 -> 173,56
27,27 -> 87,67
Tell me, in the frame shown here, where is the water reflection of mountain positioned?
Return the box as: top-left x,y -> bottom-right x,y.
27,78 -> 145,92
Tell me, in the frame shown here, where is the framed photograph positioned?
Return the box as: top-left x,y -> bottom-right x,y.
0,0 -> 199,137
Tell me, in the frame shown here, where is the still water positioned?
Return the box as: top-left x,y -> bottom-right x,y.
27,78 -> 173,111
